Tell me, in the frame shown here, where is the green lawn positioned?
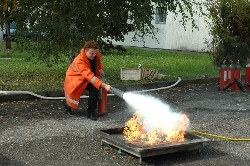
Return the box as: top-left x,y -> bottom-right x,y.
0,43 -> 220,92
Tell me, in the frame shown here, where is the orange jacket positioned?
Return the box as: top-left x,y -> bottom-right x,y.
64,48 -> 103,109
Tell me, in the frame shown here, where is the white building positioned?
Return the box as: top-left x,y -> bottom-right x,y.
112,5 -> 210,52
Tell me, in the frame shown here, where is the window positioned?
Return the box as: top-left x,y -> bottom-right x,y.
155,7 -> 166,24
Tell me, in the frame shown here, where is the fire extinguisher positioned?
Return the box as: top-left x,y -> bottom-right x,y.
227,60 -> 235,90
234,60 -> 241,90
219,60 -> 228,90
234,60 -> 246,91
98,76 -> 108,115
245,58 -> 250,90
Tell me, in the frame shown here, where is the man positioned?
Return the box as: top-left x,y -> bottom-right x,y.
64,40 -> 112,120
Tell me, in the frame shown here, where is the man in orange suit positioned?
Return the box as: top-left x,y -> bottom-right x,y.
64,40 -> 111,120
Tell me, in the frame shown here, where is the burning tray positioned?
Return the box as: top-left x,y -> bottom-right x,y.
95,127 -> 210,164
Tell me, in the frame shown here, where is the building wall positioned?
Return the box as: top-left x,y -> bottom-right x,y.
111,8 -> 211,52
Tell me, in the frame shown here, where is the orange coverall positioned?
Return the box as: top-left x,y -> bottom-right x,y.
64,48 -> 103,109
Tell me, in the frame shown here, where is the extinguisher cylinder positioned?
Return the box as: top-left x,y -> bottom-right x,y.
98,88 -> 108,114
234,60 -> 241,90
245,59 -> 250,90
98,76 -> 108,114
219,60 -> 228,90
227,61 -> 235,90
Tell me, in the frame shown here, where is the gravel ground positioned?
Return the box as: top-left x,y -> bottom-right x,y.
0,82 -> 250,166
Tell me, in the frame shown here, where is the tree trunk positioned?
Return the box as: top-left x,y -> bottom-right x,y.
68,46 -> 78,66
4,12 -> 11,49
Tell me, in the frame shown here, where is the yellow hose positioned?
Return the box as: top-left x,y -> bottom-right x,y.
190,130 -> 250,141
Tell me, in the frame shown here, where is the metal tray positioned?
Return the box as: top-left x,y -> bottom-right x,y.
95,127 -> 210,164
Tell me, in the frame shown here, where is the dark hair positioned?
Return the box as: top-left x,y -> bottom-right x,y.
83,40 -> 99,50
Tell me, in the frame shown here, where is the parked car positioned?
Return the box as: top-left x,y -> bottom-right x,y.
3,23 -> 16,40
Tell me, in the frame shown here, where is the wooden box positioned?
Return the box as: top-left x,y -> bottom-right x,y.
120,67 -> 141,80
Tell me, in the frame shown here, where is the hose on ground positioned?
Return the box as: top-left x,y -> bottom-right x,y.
0,77 -> 181,100
191,130 -> 250,141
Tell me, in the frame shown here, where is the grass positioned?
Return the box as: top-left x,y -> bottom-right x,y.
0,42 -> 221,92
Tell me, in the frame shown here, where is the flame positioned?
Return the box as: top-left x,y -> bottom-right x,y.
123,111 -> 190,146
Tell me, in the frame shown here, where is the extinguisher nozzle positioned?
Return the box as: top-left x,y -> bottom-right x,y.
221,80 -> 235,91
244,83 -> 250,88
221,81 -> 235,91
235,80 -> 247,92
110,87 -> 125,99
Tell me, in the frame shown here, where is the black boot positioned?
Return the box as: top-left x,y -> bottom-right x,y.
87,112 -> 97,121
65,103 -> 72,115
65,108 -> 72,115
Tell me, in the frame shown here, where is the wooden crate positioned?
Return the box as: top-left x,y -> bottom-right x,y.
141,68 -> 159,80
120,67 -> 141,80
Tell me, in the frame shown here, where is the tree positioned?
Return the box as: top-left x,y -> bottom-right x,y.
0,0 -> 18,49
204,0 -> 250,66
1,0 -> 198,64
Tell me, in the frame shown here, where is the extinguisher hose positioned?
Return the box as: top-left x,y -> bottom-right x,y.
0,77 -> 181,99
191,130 -> 250,141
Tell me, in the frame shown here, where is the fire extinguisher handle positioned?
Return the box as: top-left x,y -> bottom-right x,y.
101,75 -> 108,83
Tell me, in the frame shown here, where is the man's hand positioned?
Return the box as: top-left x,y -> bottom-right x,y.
101,83 -> 111,92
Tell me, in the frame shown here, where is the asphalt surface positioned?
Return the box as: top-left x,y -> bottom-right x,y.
0,78 -> 250,166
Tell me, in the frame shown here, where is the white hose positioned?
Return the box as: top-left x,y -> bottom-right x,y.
0,91 -> 67,100
132,77 -> 181,93
0,77 -> 181,100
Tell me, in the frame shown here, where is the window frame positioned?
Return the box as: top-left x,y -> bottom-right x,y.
155,7 -> 167,24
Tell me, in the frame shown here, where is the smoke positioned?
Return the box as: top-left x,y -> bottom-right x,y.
123,92 -> 190,133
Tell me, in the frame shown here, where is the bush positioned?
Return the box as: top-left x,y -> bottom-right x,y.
205,0 -> 250,66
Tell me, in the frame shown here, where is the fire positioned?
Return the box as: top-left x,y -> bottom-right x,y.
123,111 -> 190,146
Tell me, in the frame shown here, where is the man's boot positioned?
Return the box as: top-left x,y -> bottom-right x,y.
65,103 -> 72,115
87,111 -> 97,121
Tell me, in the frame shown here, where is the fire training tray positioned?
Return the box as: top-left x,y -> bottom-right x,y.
94,127 -> 210,164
